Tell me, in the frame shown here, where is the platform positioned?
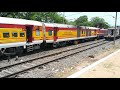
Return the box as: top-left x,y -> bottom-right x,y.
67,49 -> 120,78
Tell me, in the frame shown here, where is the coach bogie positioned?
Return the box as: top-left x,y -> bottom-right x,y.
0,48 -> 6,56
1,46 -> 24,56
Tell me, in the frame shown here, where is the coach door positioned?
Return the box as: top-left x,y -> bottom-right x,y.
95,30 -> 97,35
26,25 -> 33,42
54,27 -> 58,41
86,29 -> 89,36
88,29 -> 91,36
77,26 -> 80,37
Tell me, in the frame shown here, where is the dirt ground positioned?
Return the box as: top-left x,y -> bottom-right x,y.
78,48 -> 120,78
55,44 -> 120,78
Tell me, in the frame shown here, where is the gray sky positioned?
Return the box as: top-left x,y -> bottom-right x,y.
60,12 -> 119,26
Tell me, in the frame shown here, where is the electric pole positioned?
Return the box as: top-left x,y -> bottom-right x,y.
63,12 -> 65,24
114,12 -> 117,45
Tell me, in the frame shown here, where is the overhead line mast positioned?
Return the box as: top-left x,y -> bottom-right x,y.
114,12 -> 117,45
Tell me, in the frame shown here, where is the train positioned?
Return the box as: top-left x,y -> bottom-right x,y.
104,26 -> 120,40
0,17 -> 108,56
97,28 -> 108,39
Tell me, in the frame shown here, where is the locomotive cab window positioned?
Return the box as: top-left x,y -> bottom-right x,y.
12,32 -> 18,37
48,30 -> 52,36
20,32 -> 25,37
3,32 -> 10,38
36,28 -> 40,36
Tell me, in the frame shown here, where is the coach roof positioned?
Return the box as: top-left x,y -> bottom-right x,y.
44,23 -> 77,28
100,28 -> 108,30
80,26 -> 100,29
0,17 -> 42,26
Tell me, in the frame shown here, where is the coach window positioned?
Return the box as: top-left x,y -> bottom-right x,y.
20,32 -> 25,37
12,32 -> 18,37
3,32 -> 10,38
84,31 -> 85,34
36,28 -> 40,36
48,30 -> 52,36
82,30 -> 84,34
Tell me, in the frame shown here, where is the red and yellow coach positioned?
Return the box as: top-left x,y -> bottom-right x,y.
0,17 -> 43,56
44,23 -> 100,47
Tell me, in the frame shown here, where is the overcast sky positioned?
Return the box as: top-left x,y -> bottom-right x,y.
60,12 -> 119,26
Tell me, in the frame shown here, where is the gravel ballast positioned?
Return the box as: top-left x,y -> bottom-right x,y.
15,39 -> 120,78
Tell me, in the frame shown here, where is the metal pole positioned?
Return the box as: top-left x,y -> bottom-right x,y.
114,12 -> 117,45
63,12 -> 65,24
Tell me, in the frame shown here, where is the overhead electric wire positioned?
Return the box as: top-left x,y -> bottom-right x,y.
104,12 -> 116,18
65,12 -> 83,17
64,12 -> 120,26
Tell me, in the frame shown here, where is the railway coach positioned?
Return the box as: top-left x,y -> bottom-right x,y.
44,23 -> 100,47
97,28 -> 108,39
0,17 -> 43,56
104,26 -> 120,40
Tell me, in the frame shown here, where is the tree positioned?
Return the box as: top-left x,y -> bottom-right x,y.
0,12 -> 33,19
67,15 -> 111,28
0,12 -> 68,24
90,17 -> 110,28
74,15 -> 90,26
67,21 -> 76,25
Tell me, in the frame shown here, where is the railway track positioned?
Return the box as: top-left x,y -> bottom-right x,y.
0,39 -> 109,78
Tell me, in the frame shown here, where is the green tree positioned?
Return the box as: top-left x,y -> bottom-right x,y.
0,12 -> 33,19
67,21 -> 76,25
75,15 -> 90,26
24,12 -> 68,24
0,12 -> 68,24
90,17 -> 110,28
